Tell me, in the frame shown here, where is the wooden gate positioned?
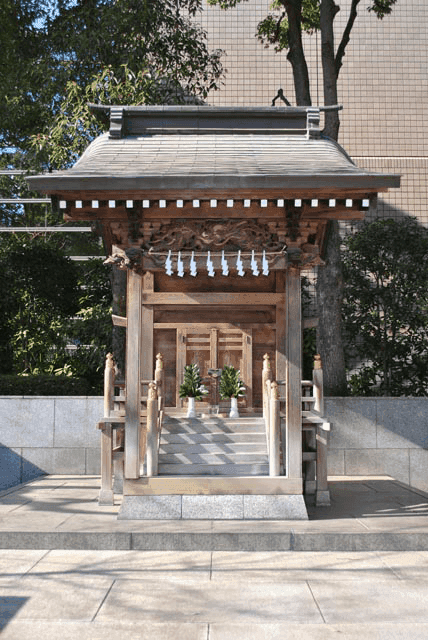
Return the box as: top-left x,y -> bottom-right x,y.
176,325 -> 253,409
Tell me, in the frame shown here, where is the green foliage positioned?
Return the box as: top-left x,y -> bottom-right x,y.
219,365 -> 245,399
209,0 -> 397,55
368,0 -> 398,19
179,364 -> 208,400
257,0 -> 320,53
0,375 -> 93,396
0,235 -> 80,374
0,238 -> 112,392
62,259 -> 113,392
31,65 -> 159,169
342,217 -> 428,396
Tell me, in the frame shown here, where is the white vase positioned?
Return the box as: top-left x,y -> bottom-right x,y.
229,396 -> 239,418
187,396 -> 197,418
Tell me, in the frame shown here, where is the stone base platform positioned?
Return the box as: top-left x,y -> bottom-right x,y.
117,494 -> 308,520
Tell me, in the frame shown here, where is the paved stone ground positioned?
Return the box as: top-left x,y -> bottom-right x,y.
1,475 -> 428,638
1,549 -> 428,638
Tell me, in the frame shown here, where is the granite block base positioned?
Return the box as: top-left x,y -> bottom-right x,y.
117,494 -> 308,520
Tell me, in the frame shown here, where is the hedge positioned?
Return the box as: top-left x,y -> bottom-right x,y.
0,375 -> 98,396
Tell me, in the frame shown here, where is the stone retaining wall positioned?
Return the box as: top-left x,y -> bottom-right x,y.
1,396 -> 427,493
0,397 -> 102,490
326,398 -> 428,494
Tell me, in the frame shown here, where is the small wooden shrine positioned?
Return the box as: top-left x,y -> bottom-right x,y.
29,105 -> 400,519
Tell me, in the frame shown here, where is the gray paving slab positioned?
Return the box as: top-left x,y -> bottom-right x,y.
209,623 -> 428,640
211,551 -> 398,582
0,551 -> 428,638
0,550 -> 48,582
27,550 -> 212,576
0,620 -> 208,640
308,577 -> 428,624
96,579 -> 324,623
0,573 -> 113,621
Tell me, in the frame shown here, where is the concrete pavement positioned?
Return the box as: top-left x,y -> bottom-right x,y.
1,475 -> 428,638
1,548 -> 428,638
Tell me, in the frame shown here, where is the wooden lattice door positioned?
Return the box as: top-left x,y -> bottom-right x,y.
176,325 -> 252,409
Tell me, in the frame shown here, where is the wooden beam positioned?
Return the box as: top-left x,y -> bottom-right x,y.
123,476 -> 303,495
51,186 -> 389,201
112,314 -> 127,327
154,322 -> 274,330
142,292 -> 283,305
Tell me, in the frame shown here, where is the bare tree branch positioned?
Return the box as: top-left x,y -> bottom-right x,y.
335,0 -> 361,77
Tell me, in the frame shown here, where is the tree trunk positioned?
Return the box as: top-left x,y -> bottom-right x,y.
315,0 -> 347,395
316,221 -> 348,395
283,0 -> 312,105
320,0 -> 340,139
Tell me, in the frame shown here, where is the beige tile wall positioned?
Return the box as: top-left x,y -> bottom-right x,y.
201,0 -> 428,225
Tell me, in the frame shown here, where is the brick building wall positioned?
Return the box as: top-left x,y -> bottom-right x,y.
201,0 -> 428,225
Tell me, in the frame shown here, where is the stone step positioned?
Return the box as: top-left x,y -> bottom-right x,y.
162,421 -> 265,435
158,463 -> 270,475
160,432 -> 266,444
158,453 -> 269,464
159,443 -> 267,455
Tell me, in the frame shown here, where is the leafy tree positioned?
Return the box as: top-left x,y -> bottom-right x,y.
62,259 -> 113,391
208,0 -> 397,394
1,0 -> 223,384
0,235 -> 80,374
0,236 -> 112,391
342,218 -> 428,396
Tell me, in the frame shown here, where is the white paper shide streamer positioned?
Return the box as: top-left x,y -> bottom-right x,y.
251,250 -> 259,276
165,250 -> 173,276
207,251 -> 215,277
221,250 -> 229,276
177,251 -> 184,277
236,250 -> 245,277
190,251 -> 197,277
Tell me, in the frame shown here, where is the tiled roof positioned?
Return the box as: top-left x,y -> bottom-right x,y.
27,106 -> 400,194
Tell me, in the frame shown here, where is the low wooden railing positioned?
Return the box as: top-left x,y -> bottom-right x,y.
262,354 -> 280,477
262,353 -> 330,505
96,352 -> 165,505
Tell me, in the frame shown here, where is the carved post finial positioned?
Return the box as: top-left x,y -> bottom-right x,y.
155,353 -> 164,370
314,354 -> 322,370
263,353 -> 271,370
106,353 -> 115,369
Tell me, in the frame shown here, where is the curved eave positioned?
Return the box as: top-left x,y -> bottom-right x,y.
28,172 -> 400,194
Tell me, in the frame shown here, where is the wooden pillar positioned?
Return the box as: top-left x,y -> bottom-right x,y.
285,265 -> 302,480
243,329 -> 253,409
269,381 -> 281,476
275,272 -> 287,383
141,272 -> 154,380
125,269 -> 143,479
99,353 -> 114,505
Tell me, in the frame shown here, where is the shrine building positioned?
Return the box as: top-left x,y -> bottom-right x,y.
28,105 -> 400,520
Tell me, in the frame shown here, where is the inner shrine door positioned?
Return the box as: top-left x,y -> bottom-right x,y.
176,325 -> 252,411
